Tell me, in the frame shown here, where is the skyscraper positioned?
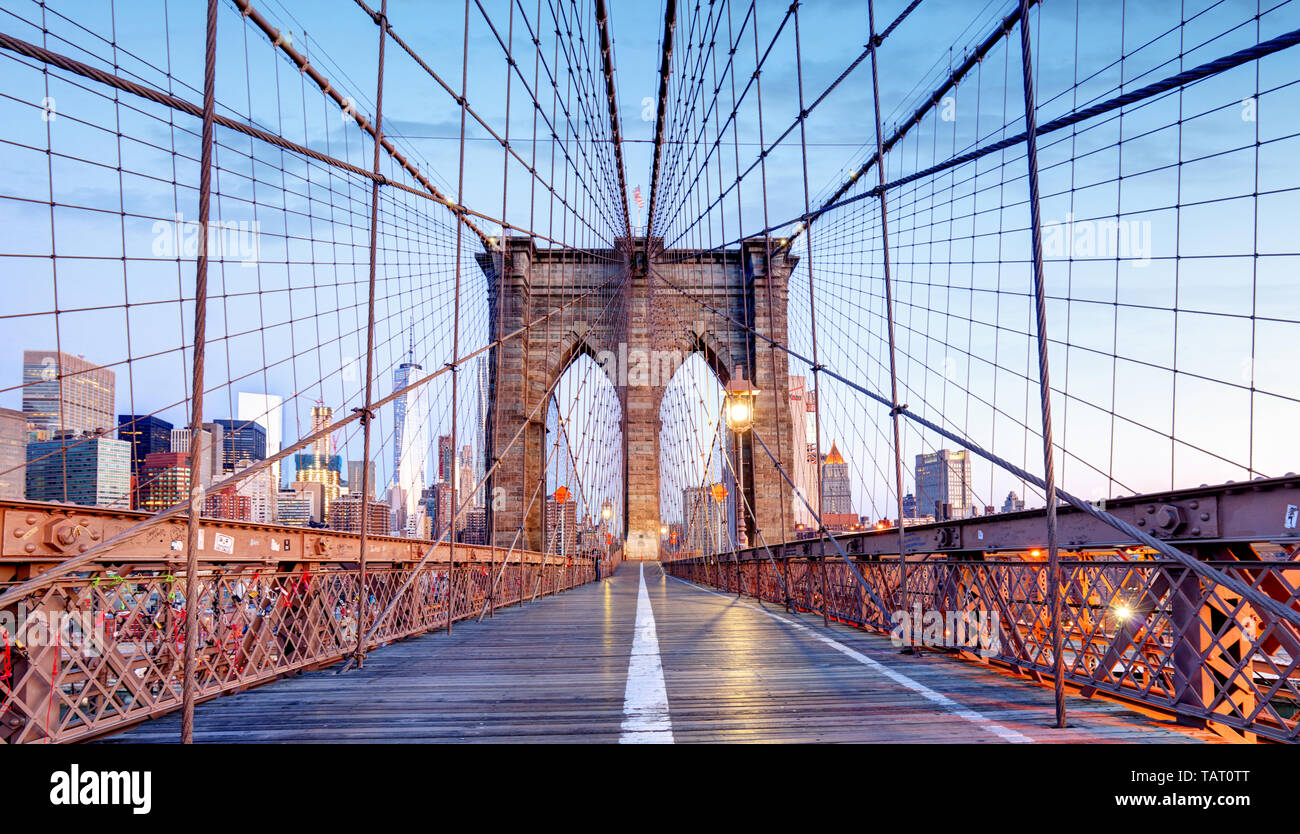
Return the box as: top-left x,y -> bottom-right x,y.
203,486 -> 252,521
915,449 -> 973,521
457,444 -> 478,509
431,481 -> 454,540
682,484 -> 729,556
391,321 -> 422,487
116,414 -> 173,507
1001,491 -> 1026,514
234,458 -> 274,523
238,392 -> 284,491
27,433 -> 131,508
212,419 -> 267,472
474,354 -> 489,484
545,492 -> 578,555
329,494 -> 390,535
139,451 -> 190,513
0,407 -> 27,499
347,460 -> 376,499
437,434 -> 453,484
293,404 -> 342,514
820,441 -> 854,515
170,427 -> 215,487
22,350 -> 115,440
393,358 -> 430,538
789,376 -> 818,525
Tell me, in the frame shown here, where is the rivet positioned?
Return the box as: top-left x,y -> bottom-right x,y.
24,543 -> 35,553
1199,512 -> 1210,522
1191,527 -> 1201,536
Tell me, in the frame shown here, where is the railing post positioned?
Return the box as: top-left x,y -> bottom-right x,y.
180,0 -> 218,745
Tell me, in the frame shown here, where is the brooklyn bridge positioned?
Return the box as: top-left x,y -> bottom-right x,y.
0,0 -> 1297,744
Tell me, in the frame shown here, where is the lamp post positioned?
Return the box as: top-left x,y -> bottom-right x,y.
600,499 -> 613,575
723,368 -> 759,596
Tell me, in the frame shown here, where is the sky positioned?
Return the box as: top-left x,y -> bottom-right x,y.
0,0 -> 1296,530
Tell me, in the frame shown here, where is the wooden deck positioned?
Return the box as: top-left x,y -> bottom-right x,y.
104,562 -> 1216,743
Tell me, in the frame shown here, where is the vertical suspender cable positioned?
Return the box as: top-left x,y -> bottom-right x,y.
353,0 -> 389,669
181,0 -> 218,745
1015,0 -> 1066,728
448,0 -> 472,634
865,0 -> 911,634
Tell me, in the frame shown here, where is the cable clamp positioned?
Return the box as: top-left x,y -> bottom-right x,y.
352,406 -> 376,425
889,403 -> 908,417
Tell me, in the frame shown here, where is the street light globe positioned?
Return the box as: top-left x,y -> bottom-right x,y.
660,525 -> 669,536
722,367 -> 760,433
726,399 -> 751,427
601,500 -> 613,521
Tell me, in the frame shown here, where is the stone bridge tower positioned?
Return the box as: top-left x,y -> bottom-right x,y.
477,237 -> 797,559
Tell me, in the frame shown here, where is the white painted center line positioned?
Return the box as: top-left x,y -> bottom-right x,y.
620,563 -> 674,744
670,575 -> 1034,744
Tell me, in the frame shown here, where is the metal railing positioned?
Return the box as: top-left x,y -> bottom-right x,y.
1,543 -> 611,744
666,553 -> 1300,743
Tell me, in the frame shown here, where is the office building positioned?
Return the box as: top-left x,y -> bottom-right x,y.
789,376 -> 819,525
238,392 -> 284,499
545,492 -> 578,556
328,494 -> 390,535
458,506 -> 487,545
117,414 -> 173,508
683,484 -> 730,556
431,482 -> 454,540
212,419 -> 267,473
279,481 -> 326,527
170,425 -> 222,486
348,460 -> 376,500
293,405 -> 342,513
915,448 -> 973,521
22,350 -> 115,440
26,433 -> 130,508
204,485 -> 252,521
234,458 -> 274,523
1002,491 -> 1026,514
391,324 -> 422,485
821,441 -> 854,516
0,407 -> 26,499
138,451 -> 190,513
436,434 -> 454,485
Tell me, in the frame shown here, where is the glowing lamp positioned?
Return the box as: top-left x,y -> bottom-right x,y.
601,500 -> 613,521
723,366 -> 760,433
